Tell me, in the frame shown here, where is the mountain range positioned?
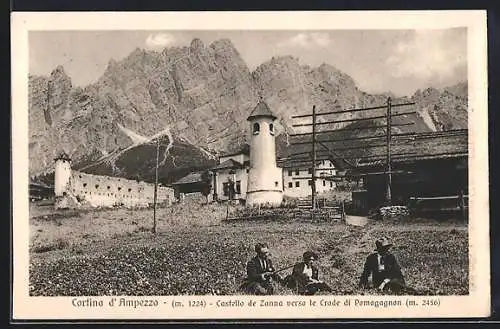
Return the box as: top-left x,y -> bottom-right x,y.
29,38 -> 468,185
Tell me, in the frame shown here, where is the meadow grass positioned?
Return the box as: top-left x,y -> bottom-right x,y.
29,199 -> 468,296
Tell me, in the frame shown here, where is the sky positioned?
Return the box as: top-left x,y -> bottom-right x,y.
29,29 -> 467,97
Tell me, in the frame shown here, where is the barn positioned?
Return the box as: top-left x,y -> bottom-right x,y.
170,171 -> 208,200
347,129 -> 468,215
285,124 -> 468,216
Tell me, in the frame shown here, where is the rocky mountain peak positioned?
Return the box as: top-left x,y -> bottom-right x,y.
28,40 -> 468,180
49,65 -> 72,88
209,38 -> 236,51
190,38 -> 205,51
106,58 -> 118,71
50,65 -> 69,78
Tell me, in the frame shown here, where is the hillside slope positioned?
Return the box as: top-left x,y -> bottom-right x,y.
29,39 -> 468,183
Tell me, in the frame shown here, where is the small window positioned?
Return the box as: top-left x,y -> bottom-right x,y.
253,122 -> 260,135
128,188 -> 132,192
295,170 -> 299,176
308,180 -> 312,186
323,180 -> 326,186
107,186 -> 111,190
275,181 -> 278,187
295,181 -> 300,187
118,187 -> 122,191
83,183 -> 87,187
288,182 -> 293,188
308,168 -> 312,175
235,181 -> 241,194
95,184 -> 99,189
269,123 -> 274,135
330,182 -> 333,187
79,175 -> 82,178
288,170 -> 292,176
246,168 -> 249,173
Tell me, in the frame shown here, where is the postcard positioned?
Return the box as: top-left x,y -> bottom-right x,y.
11,10 -> 489,320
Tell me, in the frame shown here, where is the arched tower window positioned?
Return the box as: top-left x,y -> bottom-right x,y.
269,123 -> 274,135
253,122 -> 260,135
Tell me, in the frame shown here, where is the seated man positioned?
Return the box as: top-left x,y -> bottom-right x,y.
240,243 -> 282,295
285,251 -> 332,295
358,237 -> 406,293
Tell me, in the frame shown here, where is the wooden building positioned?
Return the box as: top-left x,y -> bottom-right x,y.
347,129 -> 468,214
285,125 -> 468,215
170,171 -> 207,200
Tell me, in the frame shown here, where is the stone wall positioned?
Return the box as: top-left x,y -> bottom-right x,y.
55,170 -> 174,209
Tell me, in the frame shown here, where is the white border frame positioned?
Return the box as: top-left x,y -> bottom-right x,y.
11,11 -> 489,320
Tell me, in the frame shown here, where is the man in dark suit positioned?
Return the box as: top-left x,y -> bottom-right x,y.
240,243 -> 282,295
359,237 -> 406,293
285,251 -> 332,295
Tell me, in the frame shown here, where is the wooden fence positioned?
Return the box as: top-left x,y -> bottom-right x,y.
225,197 -> 346,222
293,197 -> 346,222
408,191 -> 468,219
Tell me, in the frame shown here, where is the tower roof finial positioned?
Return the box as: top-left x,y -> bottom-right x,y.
247,98 -> 277,121
54,151 -> 71,162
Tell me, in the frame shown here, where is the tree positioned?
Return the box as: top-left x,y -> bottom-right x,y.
200,170 -> 212,205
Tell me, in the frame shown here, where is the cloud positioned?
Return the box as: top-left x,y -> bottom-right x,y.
278,32 -> 331,49
386,29 -> 466,81
145,33 -> 176,50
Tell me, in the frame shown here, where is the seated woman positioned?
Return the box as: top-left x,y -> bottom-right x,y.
284,251 -> 332,295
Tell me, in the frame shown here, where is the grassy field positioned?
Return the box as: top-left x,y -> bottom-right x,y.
29,198 -> 469,296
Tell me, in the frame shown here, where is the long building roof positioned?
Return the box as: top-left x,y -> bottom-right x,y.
170,171 -> 204,185
281,129 -> 468,171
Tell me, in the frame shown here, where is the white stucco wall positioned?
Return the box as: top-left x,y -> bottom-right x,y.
56,169 -> 174,209
54,159 -> 72,197
246,116 -> 283,206
282,160 -> 337,198
215,167 -> 248,201
219,153 -> 248,165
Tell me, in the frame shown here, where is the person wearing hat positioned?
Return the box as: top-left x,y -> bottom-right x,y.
284,251 -> 333,295
358,237 -> 406,293
240,243 -> 282,295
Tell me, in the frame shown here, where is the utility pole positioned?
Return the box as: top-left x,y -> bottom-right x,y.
311,105 -> 317,218
386,97 -> 392,205
153,138 -> 160,234
289,99 -> 414,211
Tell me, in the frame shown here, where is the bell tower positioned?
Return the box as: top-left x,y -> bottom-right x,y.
54,151 -> 72,197
245,99 -> 283,207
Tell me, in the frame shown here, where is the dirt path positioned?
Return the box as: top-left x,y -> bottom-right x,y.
345,215 -> 369,227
